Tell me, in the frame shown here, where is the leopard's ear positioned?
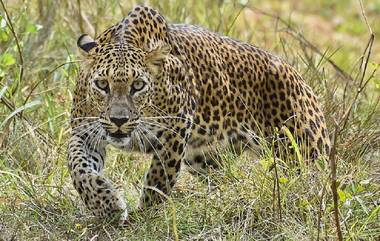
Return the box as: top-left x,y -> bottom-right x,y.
77,34 -> 97,53
145,44 -> 171,75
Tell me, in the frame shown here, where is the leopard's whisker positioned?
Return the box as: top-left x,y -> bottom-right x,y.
74,123 -> 97,139
136,127 -> 171,187
133,130 -> 146,153
83,123 -> 101,147
136,127 -> 167,173
88,124 -> 103,151
141,116 -> 206,132
139,120 -> 187,143
138,125 -> 168,153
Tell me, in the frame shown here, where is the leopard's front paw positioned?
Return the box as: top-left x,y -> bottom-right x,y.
118,209 -> 130,227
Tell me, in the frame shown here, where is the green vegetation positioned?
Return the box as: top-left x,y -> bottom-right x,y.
0,0 -> 379,240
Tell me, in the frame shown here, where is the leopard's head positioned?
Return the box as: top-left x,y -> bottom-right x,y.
76,34 -> 181,147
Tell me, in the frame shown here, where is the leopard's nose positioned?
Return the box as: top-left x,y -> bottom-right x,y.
110,117 -> 129,127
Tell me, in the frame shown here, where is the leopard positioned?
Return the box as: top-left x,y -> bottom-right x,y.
68,5 -> 330,223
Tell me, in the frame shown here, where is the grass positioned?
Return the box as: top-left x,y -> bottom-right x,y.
1,0 -> 379,240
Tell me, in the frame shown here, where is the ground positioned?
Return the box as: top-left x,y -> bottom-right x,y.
0,0 -> 379,240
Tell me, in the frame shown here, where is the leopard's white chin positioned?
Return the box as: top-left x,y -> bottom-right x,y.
106,135 -> 132,148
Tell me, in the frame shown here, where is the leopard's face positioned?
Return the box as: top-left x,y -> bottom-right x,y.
79,39 -> 171,147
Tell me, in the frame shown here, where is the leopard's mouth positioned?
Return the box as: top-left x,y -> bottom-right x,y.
106,130 -> 133,148
108,130 -> 131,139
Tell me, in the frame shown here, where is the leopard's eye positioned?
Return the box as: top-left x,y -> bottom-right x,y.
131,79 -> 146,94
94,79 -> 109,92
